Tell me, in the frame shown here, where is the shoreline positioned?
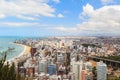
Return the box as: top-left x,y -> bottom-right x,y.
9,42 -> 31,62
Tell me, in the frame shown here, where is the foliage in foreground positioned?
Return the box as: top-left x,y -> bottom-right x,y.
0,52 -> 25,80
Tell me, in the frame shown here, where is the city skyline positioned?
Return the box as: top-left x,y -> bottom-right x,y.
0,0 -> 120,37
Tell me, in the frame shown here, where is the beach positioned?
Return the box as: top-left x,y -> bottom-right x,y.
9,43 -> 31,62
17,44 -> 31,57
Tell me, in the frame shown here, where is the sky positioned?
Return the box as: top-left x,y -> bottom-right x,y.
0,0 -> 120,37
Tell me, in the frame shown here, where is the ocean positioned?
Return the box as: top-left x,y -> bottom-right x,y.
0,36 -> 25,60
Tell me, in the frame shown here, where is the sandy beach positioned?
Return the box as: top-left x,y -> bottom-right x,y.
7,43 -> 31,63
17,43 -> 31,57
9,42 -> 31,59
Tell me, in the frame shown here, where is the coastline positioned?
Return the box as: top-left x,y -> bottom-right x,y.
16,43 -> 31,57
9,42 -> 31,62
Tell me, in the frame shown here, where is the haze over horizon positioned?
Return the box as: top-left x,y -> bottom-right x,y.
0,0 -> 120,37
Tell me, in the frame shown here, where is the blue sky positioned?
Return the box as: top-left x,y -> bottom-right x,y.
0,0 -> 120,37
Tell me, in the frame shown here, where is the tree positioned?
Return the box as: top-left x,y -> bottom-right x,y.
0,51 -> 25,80
92,67 -> 97,80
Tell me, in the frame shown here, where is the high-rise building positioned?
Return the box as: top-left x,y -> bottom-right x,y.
27,67 -> 35,77
48,64 -> 56,75
38,73 -> 45,80
30,48 -> 37,57
58,65 -> 66,75
68,72 -> 75,80
84,62 -> 92,72
97,61 -> 107,80
57,52 -> 64,65
81,70 -> 93,80
50,75 -> 58,80
70,61 -> 83,80
39,58 -> 47,73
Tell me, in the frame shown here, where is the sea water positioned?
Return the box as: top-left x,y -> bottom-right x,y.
0,36 -> 24,60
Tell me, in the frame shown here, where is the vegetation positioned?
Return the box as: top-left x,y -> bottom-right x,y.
81,43 -> 101,48
108,76 -> 120,80
100,56 -> 120,61
92,67 -> 97,80
0,51 -> 25,80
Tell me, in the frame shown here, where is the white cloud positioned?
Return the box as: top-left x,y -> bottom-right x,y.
0,21 -> 76,33
101,0 -> 117,5
0,14 -> 5,18
0,0 -> 56,20
54,27 -> 76,31
101,0 -> 113,3
0,22 -> 51,27
16,15 -> 37,20
53,0 -> 60,3
57,13 -> 64,18
78,3 -> 120,35
0,22 -> 38,27
46,26 -> 77,32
